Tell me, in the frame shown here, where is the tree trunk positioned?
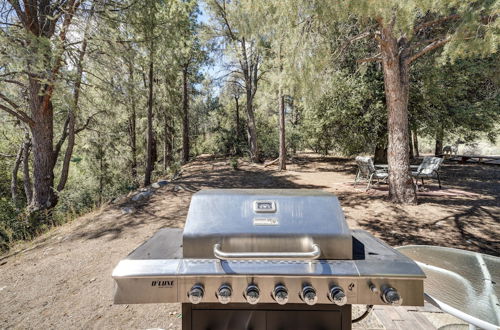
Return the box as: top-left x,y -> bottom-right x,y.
278,94 -> 286,171
409,129 -> 414,160
144,58 -> 154,186
163,112 -> 173,170
435,125 -> 444,156
127,61 -> 137,178
181,66 -> 190,164
240,39 -> 260,163
30,100 -> 57,210
22,132 -> 33,204
374,146 -> 388,164
379,25 -> 416,204
11,143 -> 23,205
374,125 -> 388,164
245,89 -> 259,162
289,96 -> 298,155
98,143 -> 104,205
234,95 -> 241,155
412,128 -> 420,157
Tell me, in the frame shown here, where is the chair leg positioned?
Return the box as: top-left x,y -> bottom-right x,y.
366,174 -> 374,191
354,170 -> 360,187
437,172 -> 442,189
421,178 -> 424,187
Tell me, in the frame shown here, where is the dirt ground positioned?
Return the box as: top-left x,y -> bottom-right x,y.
0,153 -> 498,329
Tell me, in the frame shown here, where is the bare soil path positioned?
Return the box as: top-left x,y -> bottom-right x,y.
0,153 -> 498,329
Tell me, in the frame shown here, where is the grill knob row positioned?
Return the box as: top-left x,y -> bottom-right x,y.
188,284 -> 350,305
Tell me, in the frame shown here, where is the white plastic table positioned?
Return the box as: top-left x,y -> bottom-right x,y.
397,245 -> 500,330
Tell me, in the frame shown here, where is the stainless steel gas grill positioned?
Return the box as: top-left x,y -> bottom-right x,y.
112,189 -> 425,330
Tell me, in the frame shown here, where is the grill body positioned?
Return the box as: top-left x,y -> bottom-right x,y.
183,189 -> 352,260
112,189 -> 425,330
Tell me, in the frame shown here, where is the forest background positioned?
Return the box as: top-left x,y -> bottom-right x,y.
0,0 -> 498,251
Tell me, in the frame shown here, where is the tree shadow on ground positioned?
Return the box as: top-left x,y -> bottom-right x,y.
30,155 -> 498,257
68,160 -> 328,242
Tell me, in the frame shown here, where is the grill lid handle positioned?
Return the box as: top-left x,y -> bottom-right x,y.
213,243 -> 321,260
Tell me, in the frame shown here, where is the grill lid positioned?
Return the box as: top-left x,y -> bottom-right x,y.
183,189 -> 352,260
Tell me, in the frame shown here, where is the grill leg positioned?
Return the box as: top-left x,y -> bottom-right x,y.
437,172 -> 442,189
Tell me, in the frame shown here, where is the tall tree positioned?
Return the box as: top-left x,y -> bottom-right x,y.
0,0 -> 87,211
208,0 -> 263,162
293,1 -> 498,203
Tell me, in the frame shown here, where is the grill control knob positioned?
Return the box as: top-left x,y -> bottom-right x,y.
217,284 -> 232,304
245,284 -> 260,304
188,284 -> 204,304
272,285 -> 289,305
382,287 -> 402,306
300,285 -> 318,305
329,286 -> 347,306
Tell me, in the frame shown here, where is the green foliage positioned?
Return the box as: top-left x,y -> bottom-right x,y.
410,54 -> 500,143
302,68 -> 386,155
230,157 -> 239,170
0,0 -> 499,249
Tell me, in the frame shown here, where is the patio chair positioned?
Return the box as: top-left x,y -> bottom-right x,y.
354,156 -> 388,190
412,156 -> 443,189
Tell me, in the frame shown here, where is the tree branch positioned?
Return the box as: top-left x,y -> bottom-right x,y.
54,115 -> 70,160
0,79 -> 26,87
0,91 -> 20,110
0,94 -> 34,125
357,54 -> 382,63
335,31 -> 372,57
414,14 -> 460,33
406,37 -> 451,65
212,0 -> 238,41
75,112 -> 97,134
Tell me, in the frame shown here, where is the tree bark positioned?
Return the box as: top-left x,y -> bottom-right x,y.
409,129 -> 415,160
11,143 -> 23,205
278,94 -> 286,171
412,128 -> 419,157
181,65 -> 190,163
234,95 -> 241,155
374,146 -> 388,164
434,125 -> 444,156
22,130 -> 33,204
98,143 -> 104,205
245,88 -> 259,162
240,39 -> 260,163
278,43 -> 286,171
30,100 -> 57,210
374,125 -> 388,164
378,23 -> 417,204
163,111 -> 173,170
144,57 -> 154,186
127,60 -> 137,178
